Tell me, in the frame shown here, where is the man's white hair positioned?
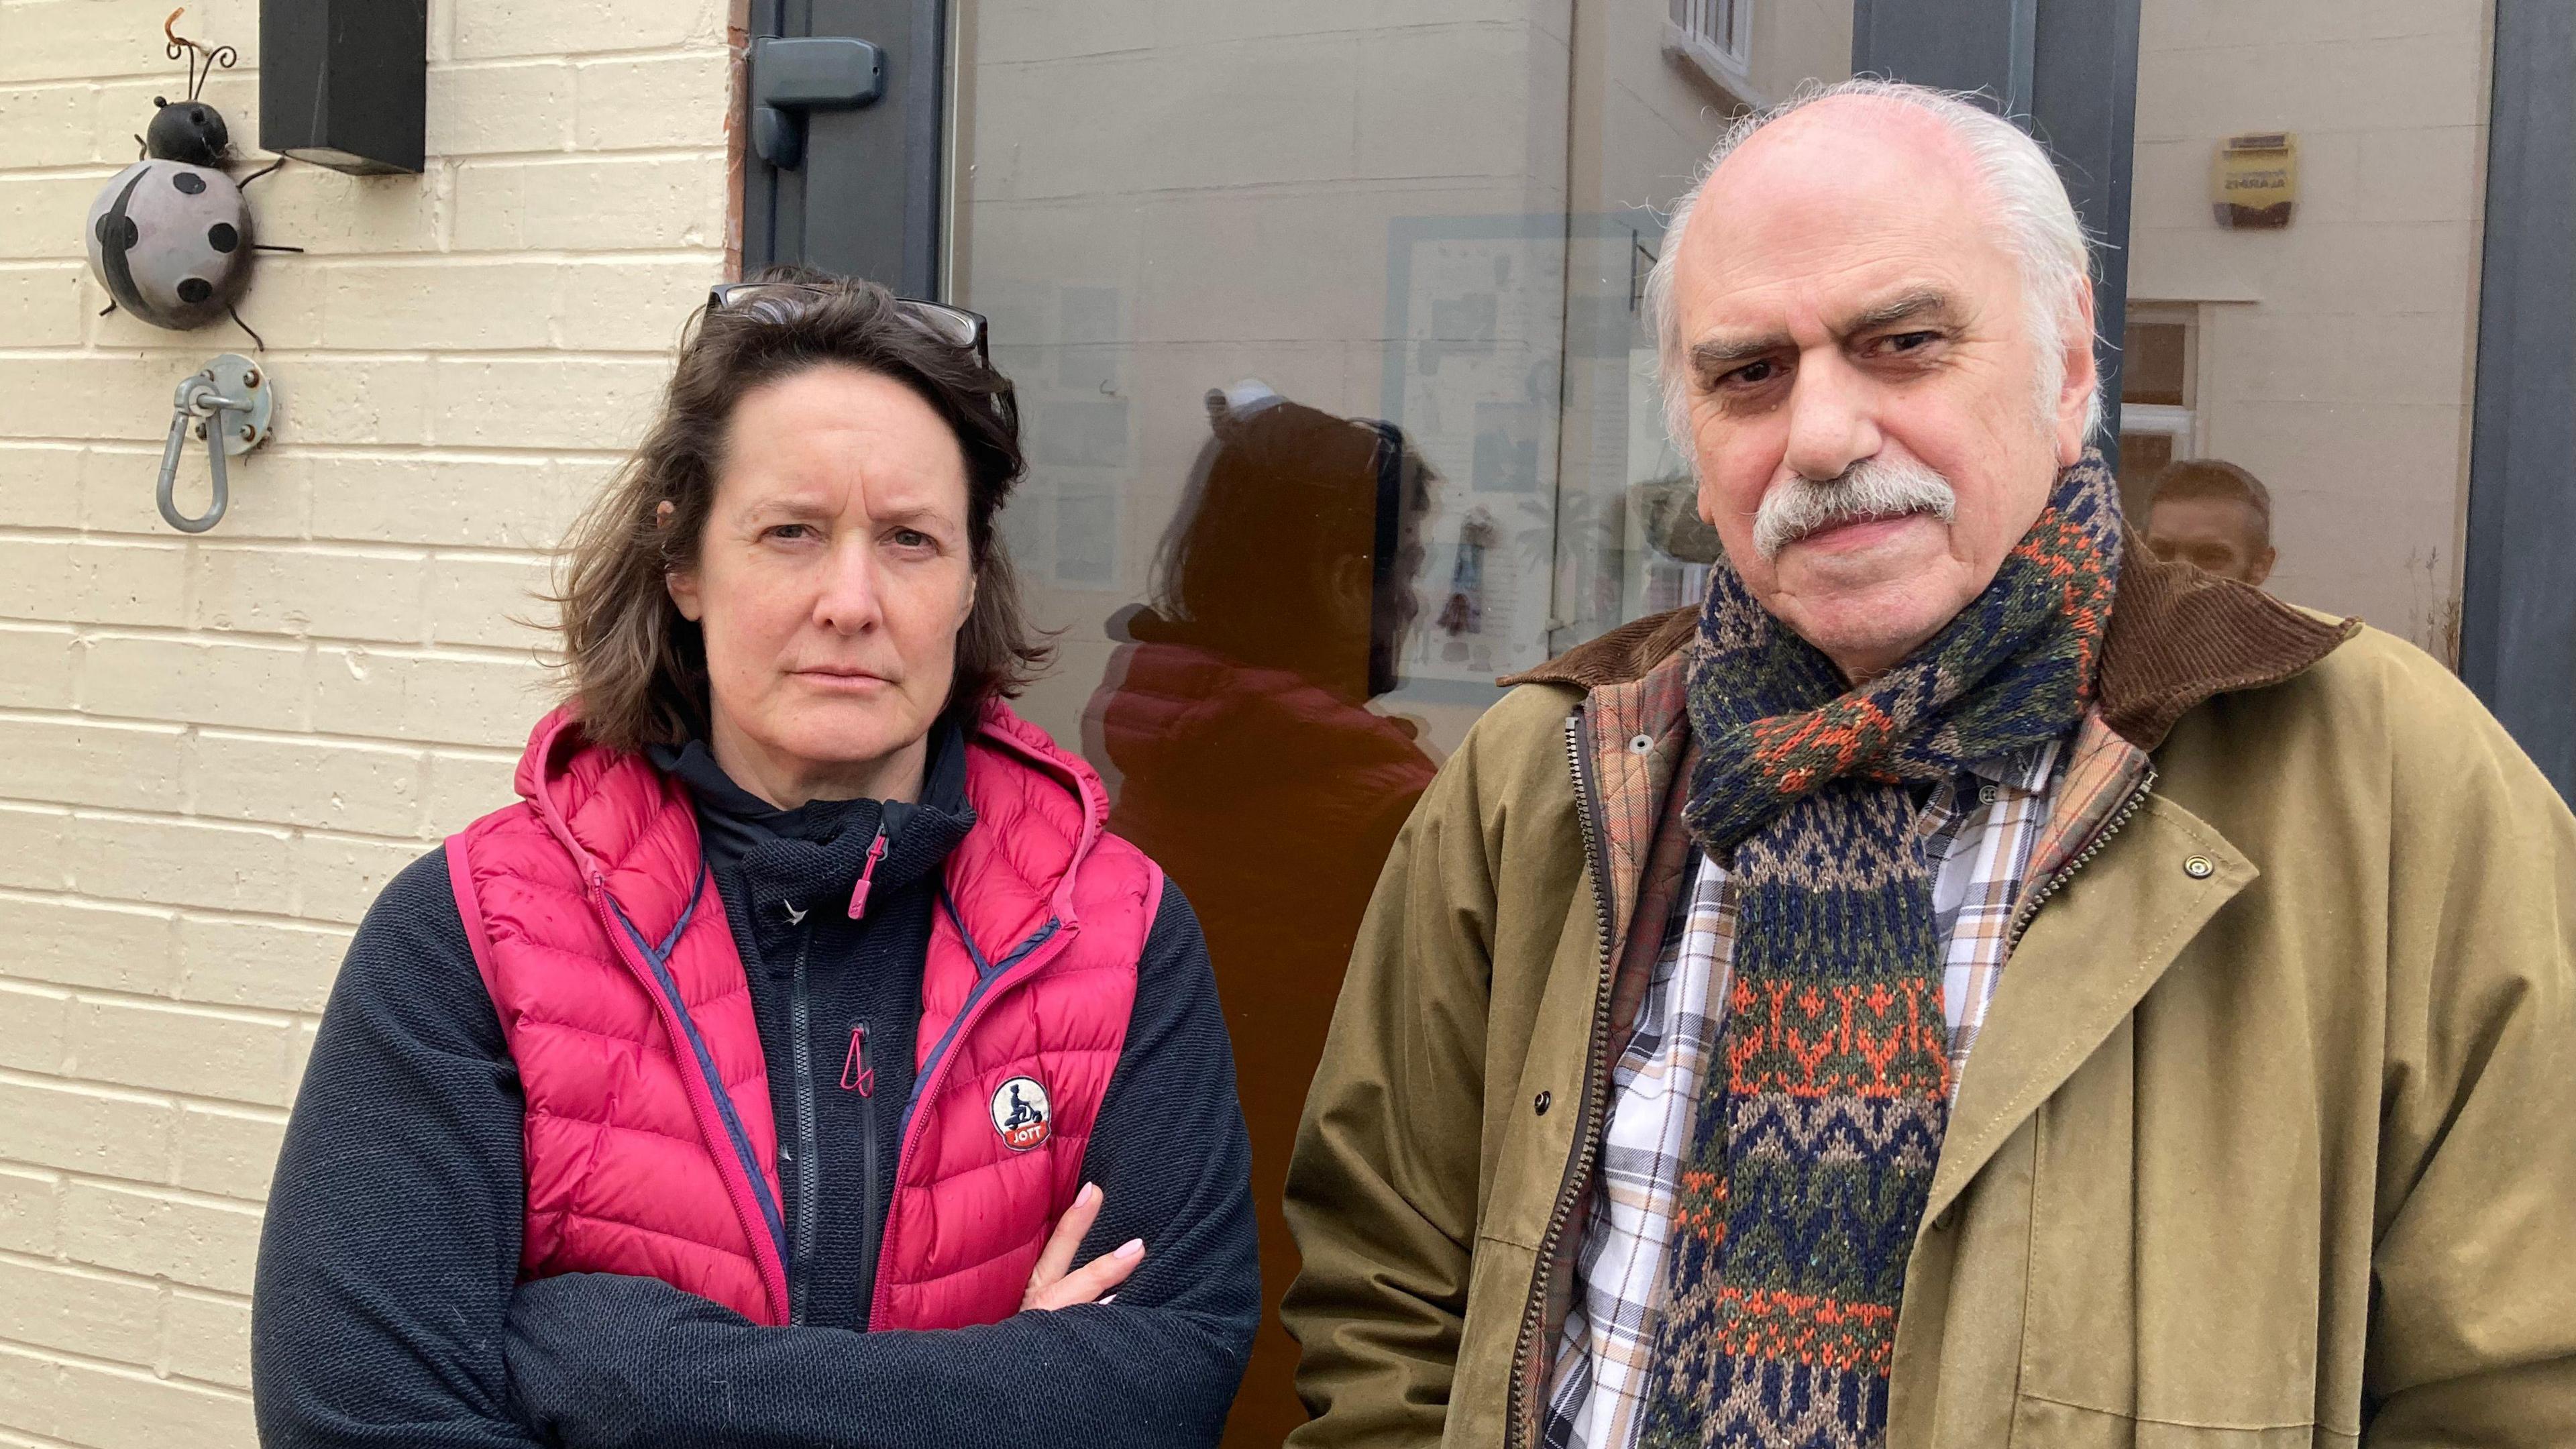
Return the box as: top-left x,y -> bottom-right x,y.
1644,78 -> 2102,462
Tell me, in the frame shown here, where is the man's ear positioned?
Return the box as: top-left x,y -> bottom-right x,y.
2246,544 -> 2276,588
2054,278 -> 2100,467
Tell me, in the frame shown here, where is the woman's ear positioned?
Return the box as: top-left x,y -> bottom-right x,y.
658,502 -> 706,621
667,566 -> 704,622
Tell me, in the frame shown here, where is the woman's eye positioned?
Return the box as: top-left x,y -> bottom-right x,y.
890,528 -> 934,549
765,523 -> 814,542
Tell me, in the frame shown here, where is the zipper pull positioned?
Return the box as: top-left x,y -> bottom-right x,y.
847,823 -> 890,920
841,1024 -> 874,1096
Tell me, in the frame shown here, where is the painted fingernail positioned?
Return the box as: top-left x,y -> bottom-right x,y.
1115,1238 -> 1144,1259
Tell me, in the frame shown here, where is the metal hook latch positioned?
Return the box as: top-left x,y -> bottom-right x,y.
156,353 -> 272,533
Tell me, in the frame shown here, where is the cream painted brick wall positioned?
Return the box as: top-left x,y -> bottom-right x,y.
0,0 -> 732,1441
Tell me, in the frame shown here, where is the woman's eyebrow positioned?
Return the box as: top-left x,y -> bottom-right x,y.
734,495 -> 835,526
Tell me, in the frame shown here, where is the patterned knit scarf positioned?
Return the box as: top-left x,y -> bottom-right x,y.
1635,455 -> 2121,1448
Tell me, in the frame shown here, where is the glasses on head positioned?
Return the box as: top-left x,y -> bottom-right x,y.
705,281 -> 991,368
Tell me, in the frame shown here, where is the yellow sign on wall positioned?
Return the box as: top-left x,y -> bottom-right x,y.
2213,132 -> 2298,229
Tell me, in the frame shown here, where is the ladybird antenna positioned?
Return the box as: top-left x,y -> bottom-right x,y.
162,9 -> 236,103
237,156 -> 286,189
227,303 -> 266,352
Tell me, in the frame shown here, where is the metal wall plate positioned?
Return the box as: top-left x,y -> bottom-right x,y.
199,352 -> 273,454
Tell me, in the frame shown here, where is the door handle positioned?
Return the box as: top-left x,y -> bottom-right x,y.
750,36 -> 886,170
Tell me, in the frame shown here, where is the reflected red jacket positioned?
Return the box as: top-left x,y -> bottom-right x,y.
443,700 -> 1159,1328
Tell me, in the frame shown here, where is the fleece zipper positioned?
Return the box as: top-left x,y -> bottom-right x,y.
785,912 -> 818,1326
842,1022 -> 881,1323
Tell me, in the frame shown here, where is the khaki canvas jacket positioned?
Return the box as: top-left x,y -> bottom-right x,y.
1281,546 -> 2576,1448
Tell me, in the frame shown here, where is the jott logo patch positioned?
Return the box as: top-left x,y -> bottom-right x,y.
990,1076 -> 1051,1151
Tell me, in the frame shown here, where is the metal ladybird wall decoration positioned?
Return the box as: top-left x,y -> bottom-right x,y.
85,10 -> 291,344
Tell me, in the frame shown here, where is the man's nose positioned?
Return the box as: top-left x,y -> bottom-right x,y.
1780,352 -> 1882,482
812,539 -> 885,634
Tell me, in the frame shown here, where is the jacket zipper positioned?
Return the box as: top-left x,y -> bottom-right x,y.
786,914 -> 818,1326
843,1022 -> 881,1322
2004,764 -> 2159,951
865,914 -> 1071,1329
1503,710 -> 1623,1449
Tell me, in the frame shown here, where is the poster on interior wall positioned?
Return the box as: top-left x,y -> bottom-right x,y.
1380,216 -> 1573,696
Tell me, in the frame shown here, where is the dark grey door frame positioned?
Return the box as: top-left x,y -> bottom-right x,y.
1852,0 -> 2142,470
740,0 -> 947,296
2461,0 -> 2576,800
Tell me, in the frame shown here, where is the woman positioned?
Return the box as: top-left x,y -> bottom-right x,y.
251,272 -> 1260,1448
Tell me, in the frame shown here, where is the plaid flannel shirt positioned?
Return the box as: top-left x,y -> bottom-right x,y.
1541,737 -> 2066,1449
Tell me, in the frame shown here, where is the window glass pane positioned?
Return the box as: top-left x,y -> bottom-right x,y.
949,5 -> 1853,1438
2118,429 -> 2178,515
2123,0 -> 2493,660
2121,319 -> 2191,405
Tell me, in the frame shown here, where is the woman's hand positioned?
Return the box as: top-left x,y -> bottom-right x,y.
1019,1181 -> 1144,1311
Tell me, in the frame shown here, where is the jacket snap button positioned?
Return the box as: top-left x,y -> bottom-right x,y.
1534,1090 -> 1552,1116
2183,855 -> 2216,879
1628,733 -> 1652,755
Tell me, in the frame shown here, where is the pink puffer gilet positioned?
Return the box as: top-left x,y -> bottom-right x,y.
445,699 -> 1157,1329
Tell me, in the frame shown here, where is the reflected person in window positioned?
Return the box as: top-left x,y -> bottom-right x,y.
252,270 -> 1258,1449
1081,382 -> 1438,1441
1283,79 -> 2576,1449
2144,456 -> 2275,586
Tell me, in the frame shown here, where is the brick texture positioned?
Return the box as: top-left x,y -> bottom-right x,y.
0,3 -> 730,1440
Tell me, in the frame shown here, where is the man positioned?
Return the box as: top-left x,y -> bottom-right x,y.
2145,456 -> 2276,584
1281,79 -> 2576,1449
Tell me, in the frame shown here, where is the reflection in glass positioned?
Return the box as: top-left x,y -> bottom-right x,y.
1082,388 -> 1439,1439
2123,0 -> 2491,661
2143,458 -> 2275,586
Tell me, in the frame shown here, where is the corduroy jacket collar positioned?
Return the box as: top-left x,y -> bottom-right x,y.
1506,529 -> 2358,752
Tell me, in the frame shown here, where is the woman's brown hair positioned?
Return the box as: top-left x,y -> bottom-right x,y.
551,267 -> 1049,753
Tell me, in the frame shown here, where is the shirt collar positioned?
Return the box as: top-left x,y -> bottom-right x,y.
1966,734 -> 2066,794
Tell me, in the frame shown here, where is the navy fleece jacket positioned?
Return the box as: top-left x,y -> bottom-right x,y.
250,729 -> 1258,1448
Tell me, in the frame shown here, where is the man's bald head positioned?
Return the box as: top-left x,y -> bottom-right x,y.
1646,81 -> 2098,451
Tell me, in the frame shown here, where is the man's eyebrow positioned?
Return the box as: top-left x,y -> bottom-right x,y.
1687,331 -> 1792,372
1841,288 -> 1959,333
1683,288 -> 1961,374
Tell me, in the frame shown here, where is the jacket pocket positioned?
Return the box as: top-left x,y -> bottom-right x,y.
2012,1392 -> 2347,1447
2015,1022 -> 2343,1437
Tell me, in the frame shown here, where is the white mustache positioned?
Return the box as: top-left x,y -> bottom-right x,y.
1752,455 -> 1958,560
